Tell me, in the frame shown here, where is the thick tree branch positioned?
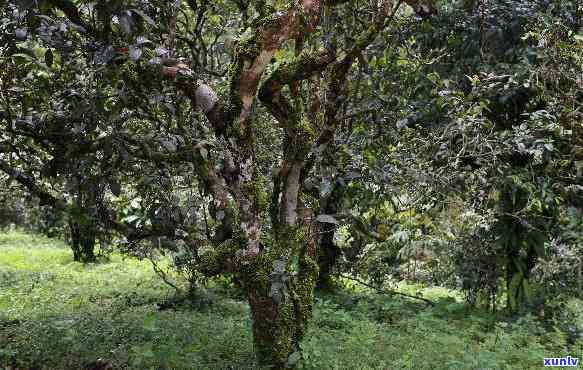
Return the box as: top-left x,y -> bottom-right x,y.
161,66 -> 227,135
257,47 -> 334,228
0,159 -> 67,209
317,0 -> 403,149
221,0 -> 325,253
228,0 -> 324,128
121,130 -> 234,244
259,48 -> 335,126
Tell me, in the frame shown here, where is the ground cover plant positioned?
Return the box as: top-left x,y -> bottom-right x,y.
0,231 -> 581,369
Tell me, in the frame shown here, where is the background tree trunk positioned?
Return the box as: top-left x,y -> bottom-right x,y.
69,217 -> 96,263
316,183 -> 343,290
68,186 -> 97,263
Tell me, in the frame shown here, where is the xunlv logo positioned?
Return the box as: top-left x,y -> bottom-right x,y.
544,356 -> 580,367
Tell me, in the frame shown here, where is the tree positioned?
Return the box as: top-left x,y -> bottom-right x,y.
1,0 -> 439,365
349,0 -> 583,310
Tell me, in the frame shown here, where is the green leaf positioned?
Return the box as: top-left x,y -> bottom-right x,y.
142,313 -> 157,331
11,53 -> 35,62
131,9 -> 155,26
129,46 -> 142,61
199,147 -> 208,160
44,48 -> 53,67
124,215 -> 140,224
287,351 -> 301,367
316,214 -> 339,224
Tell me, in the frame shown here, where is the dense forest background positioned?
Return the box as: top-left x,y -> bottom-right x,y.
1,0 -> 582,368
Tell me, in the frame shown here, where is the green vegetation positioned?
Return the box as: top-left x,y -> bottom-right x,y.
1,0 -> 581,366
1,231 -> 581,369
0,231 -> 254,369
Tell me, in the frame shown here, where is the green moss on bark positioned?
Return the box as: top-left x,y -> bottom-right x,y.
240,173 -> 269,213
239,225 -> 319,367
198,240 -> 239,277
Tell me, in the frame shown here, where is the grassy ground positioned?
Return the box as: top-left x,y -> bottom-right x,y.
0,231 -> 581,369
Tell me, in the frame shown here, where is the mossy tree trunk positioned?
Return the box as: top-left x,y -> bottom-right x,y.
161,1 -> 434,365
69,217 -> 97,263
198,224 -> 320,366
68,179 -> 97,263
243,226 -> 319,366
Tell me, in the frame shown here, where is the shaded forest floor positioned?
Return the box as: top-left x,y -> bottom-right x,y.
0,231 -> 581,369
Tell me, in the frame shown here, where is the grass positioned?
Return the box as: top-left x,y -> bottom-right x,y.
0,231 -> 581,369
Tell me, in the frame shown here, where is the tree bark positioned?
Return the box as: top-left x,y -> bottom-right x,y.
163,0 -> 429,365
316,224 -> 339,289
243,226 -> 319,367
316,184 -> 342,290
68,217 -> 96,263
198,225 -> 319,367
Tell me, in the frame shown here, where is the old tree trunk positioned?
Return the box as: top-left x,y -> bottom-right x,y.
67,178 -> 99,263
166,0 -> 436,366
180,0 -> 430,365
69,216 -> 97,263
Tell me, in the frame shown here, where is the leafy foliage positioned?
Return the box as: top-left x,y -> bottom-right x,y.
0,0 -> 582,365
